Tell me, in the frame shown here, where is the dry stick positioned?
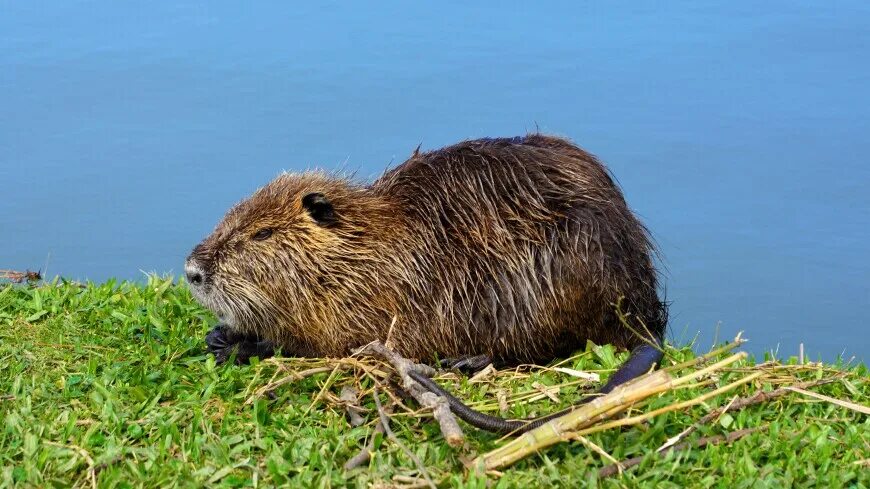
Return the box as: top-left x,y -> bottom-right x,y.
393,474 -> 442,489
356,341 -> 465,447
338,357 -> 420,415
479,370 -> 673,467
661,376 -> 840,449
334,357 -> 394,379
574,435 -> 623,474
477,352 -> 749,470
660,376 -> 836,453
303,364 -> 342,416
785,386 -> 870,415
344,415 -> 388,470
664,336 -> 745,373
340,385 -> 367,427
244,366 -> 334,405
244,360 -> 286,400
372,387 -> 437,489
465,378 -> 591,411
598,427 -> 763,478
571,371 -> 764,438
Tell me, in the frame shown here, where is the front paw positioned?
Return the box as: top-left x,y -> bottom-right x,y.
205,324 -> 236,352
438,354 -> 493,375
204,325 -> 276,365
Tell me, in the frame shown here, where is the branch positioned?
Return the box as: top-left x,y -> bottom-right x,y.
344,409 -> 387,471
372,387 -> 436,489
339,385 -> 367,427
356,341 -> 465,447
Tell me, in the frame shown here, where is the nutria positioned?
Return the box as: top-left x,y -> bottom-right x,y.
186,134 -> 667,433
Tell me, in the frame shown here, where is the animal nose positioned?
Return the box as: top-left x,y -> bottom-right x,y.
185,260 -> 206,287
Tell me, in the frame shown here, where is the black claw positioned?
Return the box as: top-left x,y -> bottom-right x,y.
204,324 -> 275,365
230,339 -> 276,364
438,354 -> 493,375
205,324 -> 233,352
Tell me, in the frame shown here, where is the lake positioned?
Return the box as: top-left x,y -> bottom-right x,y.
2,1 -> 868,362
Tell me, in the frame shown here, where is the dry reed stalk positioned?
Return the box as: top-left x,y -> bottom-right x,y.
664,336 -> 745,372
303,364 -> 342,416
569,371 -> 763,438
244,366 -> 334,405
477,370 -> 671,469
465,378 -> 592,411
657,376 -> 838,451
476,352 -> 749,470
785,386 -> 870,415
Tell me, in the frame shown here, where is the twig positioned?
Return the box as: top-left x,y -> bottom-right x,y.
356,341 -> 465,447
600,427 -> 763,478
655,377 -> 835,452
700,378 -> 836,424
551,366 -> 600,382
469,364 -> 497,382
574,435 -> 622,474
785,386 -> 870,415
665,335 -> 745,372
392,474 -> 439,488
372,387 -> 436,489
303,364 -> 342,416
531,382 -> 560,403
340,385 -> 367,427
477,352 -> 750,470
244,366 -> 333,405
571,371 -> 763,439
496,390 -> 509,416
344,413 -> 388,470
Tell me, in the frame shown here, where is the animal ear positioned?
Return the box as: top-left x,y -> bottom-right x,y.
301,192 -> 336,225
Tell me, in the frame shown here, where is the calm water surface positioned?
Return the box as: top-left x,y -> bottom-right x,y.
2,2 -> 868,361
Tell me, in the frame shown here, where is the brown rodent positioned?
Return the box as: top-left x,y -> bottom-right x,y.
186,134 -> 667,433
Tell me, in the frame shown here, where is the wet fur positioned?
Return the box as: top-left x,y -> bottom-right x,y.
188,134 -> 667,366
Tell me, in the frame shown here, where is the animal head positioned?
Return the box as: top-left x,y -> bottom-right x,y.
185,172 -> 393,340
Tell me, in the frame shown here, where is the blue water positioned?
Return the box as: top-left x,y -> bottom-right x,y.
2,2 -> 868,361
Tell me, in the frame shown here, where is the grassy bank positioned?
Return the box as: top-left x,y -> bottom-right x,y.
1,277 -> 867,487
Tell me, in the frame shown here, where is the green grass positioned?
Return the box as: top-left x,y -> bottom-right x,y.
0,276 -> 867,488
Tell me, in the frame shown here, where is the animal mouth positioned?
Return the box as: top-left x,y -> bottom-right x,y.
189,285 -> 235,327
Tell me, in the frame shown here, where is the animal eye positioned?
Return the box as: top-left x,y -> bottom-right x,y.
252,228 -> 273,241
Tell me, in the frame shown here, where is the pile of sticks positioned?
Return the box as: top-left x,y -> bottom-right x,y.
243,335 -> 864,483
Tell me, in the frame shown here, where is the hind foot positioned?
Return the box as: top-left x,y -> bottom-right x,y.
205,324 -> 275,365
438,354 -> 493,375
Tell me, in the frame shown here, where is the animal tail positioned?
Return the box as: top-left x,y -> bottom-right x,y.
407,338 -> 664,435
